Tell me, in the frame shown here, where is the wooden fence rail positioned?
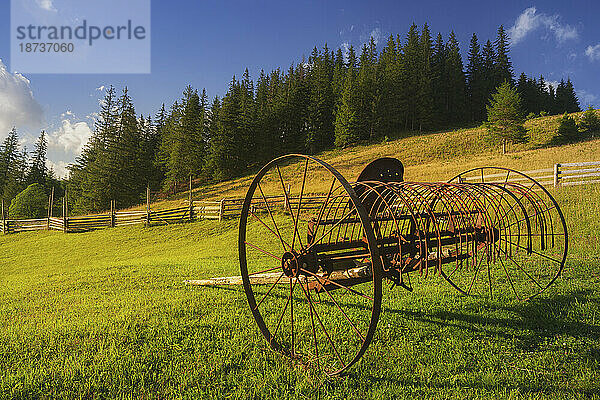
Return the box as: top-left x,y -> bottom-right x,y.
2,161 -> 599,235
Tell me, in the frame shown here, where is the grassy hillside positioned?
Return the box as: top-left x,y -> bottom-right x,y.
1,111 -> 600,398
143,111 -> 600,209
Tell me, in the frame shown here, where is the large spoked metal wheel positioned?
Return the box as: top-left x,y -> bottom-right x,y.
446,167 -> 568,300
239,154 -> 383,375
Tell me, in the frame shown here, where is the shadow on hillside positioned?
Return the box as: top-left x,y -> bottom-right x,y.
335,288 -> 600,397
385,288 -> 600,350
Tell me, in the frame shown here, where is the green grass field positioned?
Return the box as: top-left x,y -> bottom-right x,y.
1,119 -> 600,398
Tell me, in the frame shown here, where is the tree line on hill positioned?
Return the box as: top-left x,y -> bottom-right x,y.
0,129 -> 63,217
1,23 -> 584,214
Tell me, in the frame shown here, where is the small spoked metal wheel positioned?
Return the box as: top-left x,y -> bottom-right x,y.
446,167 -> 568,300
239,154 -> 383,375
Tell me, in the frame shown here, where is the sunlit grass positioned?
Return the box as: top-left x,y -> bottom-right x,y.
1,183 -> 599,398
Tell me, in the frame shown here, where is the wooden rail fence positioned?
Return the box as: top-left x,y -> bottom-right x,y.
2,161 -> 598,235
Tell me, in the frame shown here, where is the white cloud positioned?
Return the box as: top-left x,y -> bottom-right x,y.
46,159 -> 69,179
36,0 -> 56,12
509,7 -> 578,45
546,80 -> 560,91
340,41 -> 351,62
585,44 -> 600,61
369,28 -> 381,46
95,85 -> 106,92
577,90 -> 598,107
0,59 -> 44,140
47,118 -> 92,155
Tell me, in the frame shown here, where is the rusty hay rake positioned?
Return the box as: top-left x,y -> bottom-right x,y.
192,154 -> 568,375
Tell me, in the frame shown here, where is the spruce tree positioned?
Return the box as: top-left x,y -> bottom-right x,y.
334,45 -> 360,147
494,25 -> 514,87
27,130 -> 48,186
444,31 -> 467,125
307,46 -> 335,152
377,34 -> 402,135
416,24 -> 434,131
403,24 -> 421,130
431,33 -> 447,126
466,33 -> 485,122
486,81 -> 527,153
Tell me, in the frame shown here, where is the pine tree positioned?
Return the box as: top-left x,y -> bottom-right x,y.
578,105 -> 600,135
494,25 -> 514,87
444,31 -> 467,125
416,24 -> 434,131
466,33 -> 485,122
0,128 -> 20,197
307,45 -> 335,152
481,39 -> 496,115
431,33 -> 447,127
356,39 -> 378,139
334,45 -> 360,147
486,81 -> 527,153
403,24 -> 421,130
27,130 -> 48,186
377,34 -> 402,135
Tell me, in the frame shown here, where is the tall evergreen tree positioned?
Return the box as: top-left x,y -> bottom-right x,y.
494,25 -> 514,87
334,45 -> 361,147
27,130 -> 48,186
444,31 -> 467,124
486,81 -> 526,153
307,46 -> 335,152
466,33 -> 485,122
416,24 -> 434,131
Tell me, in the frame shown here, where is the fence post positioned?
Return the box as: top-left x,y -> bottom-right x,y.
189,176 -> 194,221
146,186 -> 151,226
219,198 -> 225,222
47,187 -> 54,230
111,200 -> 116,228
553,163 -> 560,187
1,199 -> 5,234
283,184 -> 291,210
62,197 -> 67,233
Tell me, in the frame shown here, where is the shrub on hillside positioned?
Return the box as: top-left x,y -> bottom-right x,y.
8,183 -> 47,219
578,105 -> 600,136
526,112 -> 537,120
556,113 -> 579,143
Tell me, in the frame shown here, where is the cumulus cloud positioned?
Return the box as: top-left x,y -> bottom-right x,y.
585,44 -> 600,61
546,80 -> 560,91
577,90 -> 599,107
509,7 -> 578,45
36,0 -> 56,12
46,159 -> 70,179
0,59 -> 44,139
47,118 -> 93,155
369,28 -> 381,46
340,41 -> 351,62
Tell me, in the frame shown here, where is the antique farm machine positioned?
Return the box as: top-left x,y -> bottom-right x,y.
209,154 -> 567,375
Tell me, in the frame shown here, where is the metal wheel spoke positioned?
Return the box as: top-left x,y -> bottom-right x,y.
245,241 -> 282,261
271,278 -> 293,344
253,272 -> 285,311
313,274 -> 365,342
498,247 -> 545,290
249,209 -> 290,251
257,182 -> 289,252
291,159 -> 308,250
276,164 -> 303,251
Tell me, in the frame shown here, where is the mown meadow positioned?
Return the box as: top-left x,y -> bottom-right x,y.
1,119 -> 600,398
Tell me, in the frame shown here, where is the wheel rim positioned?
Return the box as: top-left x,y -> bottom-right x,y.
239,154 -> 383,375
445,167 -> 568,300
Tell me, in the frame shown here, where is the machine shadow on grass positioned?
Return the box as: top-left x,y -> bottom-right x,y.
381,287 -> 600,352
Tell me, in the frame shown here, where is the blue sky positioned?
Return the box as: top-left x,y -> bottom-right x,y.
0,0 -> 598,177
